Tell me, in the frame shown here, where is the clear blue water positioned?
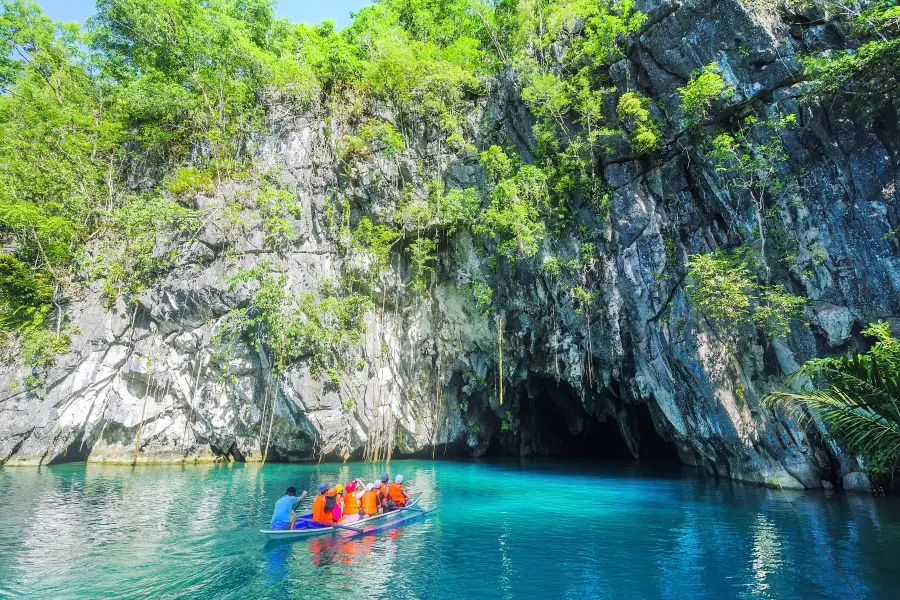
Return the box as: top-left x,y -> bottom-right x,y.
1,459 -> 898,599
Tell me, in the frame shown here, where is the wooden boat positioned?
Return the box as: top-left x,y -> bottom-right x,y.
261,492 -> 425,541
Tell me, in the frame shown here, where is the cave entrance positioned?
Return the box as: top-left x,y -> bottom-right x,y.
496,377 -> 633,459
486,377 -> 682,464
633,401 -> 682,464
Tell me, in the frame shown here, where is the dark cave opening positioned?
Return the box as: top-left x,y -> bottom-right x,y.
480,377 -> 683,464
632,402 -> 682,464
483,377 -> 645,460
519,379 -> 633,458
47,435 -> 91,464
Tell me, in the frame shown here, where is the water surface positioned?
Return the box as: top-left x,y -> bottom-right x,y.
0,459 -> 898,599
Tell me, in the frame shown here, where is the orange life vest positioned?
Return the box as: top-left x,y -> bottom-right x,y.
344,490 -> 360,514
312,493 -> 330,524
388,483 -> 407,506
361,490 -> 379,516
379,483 -> 389,499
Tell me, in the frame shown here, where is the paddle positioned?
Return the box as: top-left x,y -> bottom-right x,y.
387,505 -> 425,514
328,522 -> 366,534
293,517 -> 365,534
344,508 -> 437,538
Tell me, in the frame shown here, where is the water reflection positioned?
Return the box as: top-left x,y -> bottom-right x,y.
749,513 -> 782,595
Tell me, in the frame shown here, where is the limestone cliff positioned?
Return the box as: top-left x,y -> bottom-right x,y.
1,0 -> 897,492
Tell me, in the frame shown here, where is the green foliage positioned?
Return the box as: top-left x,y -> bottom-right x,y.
255,180 -> 300,250
686,247 -> 806,337
394,179 -> 479,235
709,113 -> 796,268
352,216 -> 401,276
475,164 -> 549,262
571,285 -> 596,315
166,167 -> 214,198
766,322 -> 900,476
501,409 -> 517,434
216,263 -> 371,378
479,145 -> 514,183
678,62 -> 733,124
542,256 -> 563,279
338,134 -> 371,167
358,119 -> 405,156
90,0 -> 274,167
0,254 -> 52,331
408,236 -> 438,295
92,196 -> 198,300
802,1 -> 900,114
511,0 -> 646,212
21,326 -> 70,368
471,280 -> 493,314
617,92 -> 662,155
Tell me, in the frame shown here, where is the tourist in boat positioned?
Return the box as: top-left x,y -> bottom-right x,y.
342,481 -> 362,522
332,484 -> 344,523
372,480 -> 389,509
379,474 -> 390,501
270,487 -> 308,530
361,483 -> 382,516
388,474 -> 409,508
312,484 -> 335,526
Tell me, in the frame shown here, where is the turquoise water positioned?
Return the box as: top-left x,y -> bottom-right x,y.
1,459 -> 898,599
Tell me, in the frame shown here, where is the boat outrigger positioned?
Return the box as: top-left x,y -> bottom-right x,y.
261,492 -> 431,541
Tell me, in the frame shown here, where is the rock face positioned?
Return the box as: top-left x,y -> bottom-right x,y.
1,0 -> 897,491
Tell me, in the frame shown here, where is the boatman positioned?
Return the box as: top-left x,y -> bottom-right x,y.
270,487 -> 308,530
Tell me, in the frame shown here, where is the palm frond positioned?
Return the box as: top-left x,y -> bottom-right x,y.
766,388 -> 900,461
787,354 -> 900,419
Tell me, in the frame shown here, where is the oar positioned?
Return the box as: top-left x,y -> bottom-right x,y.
345,508 -> 437,538
295,517 -> 365,534
329,522 -> 366,534
388,505 -> 425,514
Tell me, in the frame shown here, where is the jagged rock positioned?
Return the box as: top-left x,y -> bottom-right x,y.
0,0 -> 897,495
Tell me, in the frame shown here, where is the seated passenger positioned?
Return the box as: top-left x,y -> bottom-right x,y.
332,484 -> 344,523
375,475 -> 393,510
361,483 -> 382,516
312,484 -> 335,525
388,474 -> 409,508
270,487 -> 307,530
342,481 -> 362,522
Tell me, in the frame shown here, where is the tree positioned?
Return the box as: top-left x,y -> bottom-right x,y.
709,113 -> 796,281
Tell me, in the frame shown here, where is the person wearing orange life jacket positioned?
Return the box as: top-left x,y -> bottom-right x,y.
342,481 -> 362,522
360,483 -> 382,517
388,474 -> 409,508
378,474 -> 390,501
311,484 -> 334,526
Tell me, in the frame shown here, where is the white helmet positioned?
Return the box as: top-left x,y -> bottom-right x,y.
395,474 -> 403,484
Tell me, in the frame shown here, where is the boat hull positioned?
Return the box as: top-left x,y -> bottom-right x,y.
260,492 -> 423,540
